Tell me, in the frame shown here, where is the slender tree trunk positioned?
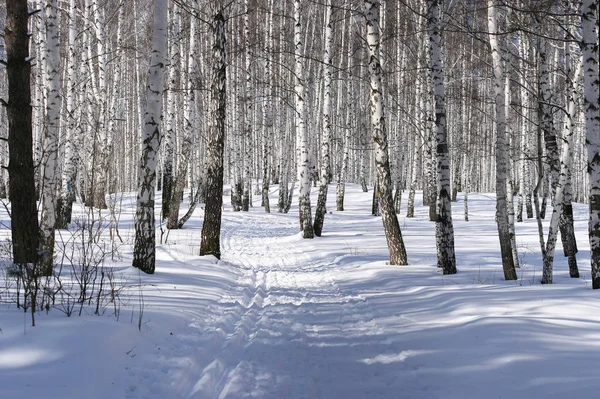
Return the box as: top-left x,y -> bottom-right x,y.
295,0 -> 314,238
314,0 -> 333,237
39,0 -> 62,275
559,22 -> 579,278
428,0 -> 456,274
56,0 -> 79,229
4,0 -> 39,265
241,0 -> 253,212
581,0 -> 600,288
132,0 -> 168,274
541,49 -> 581,284
261,0 -> 274,213
91,0 -> 108,209
162,3 -> 181,220
364,0 -> 407,265
200,4 -> 228,257
488,0 -> 517,280
167,9 -> 197,229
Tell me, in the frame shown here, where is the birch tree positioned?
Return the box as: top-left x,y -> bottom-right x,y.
167,11 -> 198,229
365,0 -> 407,265
295,0 -> 314,238
581,0 -> 600,289
242,0 -> 253,212
428,0 -> 456,274
541,41 -> 581,284
488,0 -> 517,280
38,0 -> 62,275
56,0 -> 80,229
261,0 -> 274,213
132,0 -> 168,274
313,0 -> 333,237
200,2 -> 228,258
90,0 -> 108,209
162,3 -> 181,220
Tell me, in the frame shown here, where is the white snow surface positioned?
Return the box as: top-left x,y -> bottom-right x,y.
1,185 -> 600,399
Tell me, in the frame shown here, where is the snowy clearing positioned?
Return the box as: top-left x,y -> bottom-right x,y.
1,185 -> 599,399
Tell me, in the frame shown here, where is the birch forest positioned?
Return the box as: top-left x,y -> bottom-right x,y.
0,0 -> 599,290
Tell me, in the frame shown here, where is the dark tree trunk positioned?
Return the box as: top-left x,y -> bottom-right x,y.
162,163 -> 173,220
200,6 -> 227,259
5,0 -> 39,265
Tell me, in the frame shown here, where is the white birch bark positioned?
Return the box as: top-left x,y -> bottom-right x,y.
558,18 -> 580,279
39,0 -> 61,274
91,0 -> 108,209
132,0 -> 168,274
542,49 -> 581,284
167,9 -> 197,229
365,0 -> 407,265
505,64 -> 519,269
517,30 -> 530,222
313,0 -> 333,236
428,0 -> 456,274
336,12 -> 353,212
56,0 -> 79,229
295,0 -> 314,238
162,3 -> 181,219
581,0 -> 600,288
488,0 -> 517,280
261,0 -> 274,213
242,0 -> 253,212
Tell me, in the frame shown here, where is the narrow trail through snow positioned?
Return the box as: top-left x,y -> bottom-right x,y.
187,211 -> 398,399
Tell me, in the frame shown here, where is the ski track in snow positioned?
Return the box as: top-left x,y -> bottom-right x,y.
192,211 -> 350,399
178,206 -> 427,399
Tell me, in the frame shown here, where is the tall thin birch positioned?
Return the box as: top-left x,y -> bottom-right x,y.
242,0 -> 252,212
428,0 -> 456,274
167,10 -> 197,229
488,0 -> 517,280
581,0 -> 600,288
541,44 -> 581,284
295,0 -> 314,238
39,0 -> 62,274
261,0 -> 274,213
56,0 -> 79,229
313,0 -> 333,236
132,0 -> 168,274
162,3 -> 181,220
365,0 -> 407,265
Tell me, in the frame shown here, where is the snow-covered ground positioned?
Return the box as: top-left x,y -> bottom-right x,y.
1,185 -> 599,399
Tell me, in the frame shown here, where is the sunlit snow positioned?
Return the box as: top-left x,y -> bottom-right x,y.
1,184 -> 599,399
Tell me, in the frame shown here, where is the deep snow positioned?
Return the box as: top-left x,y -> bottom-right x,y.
1,185 -> 599,399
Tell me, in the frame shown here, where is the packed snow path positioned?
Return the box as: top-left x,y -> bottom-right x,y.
190,211 -> 398,399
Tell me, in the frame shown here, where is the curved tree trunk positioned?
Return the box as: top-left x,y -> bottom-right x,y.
364,0 -> 407,265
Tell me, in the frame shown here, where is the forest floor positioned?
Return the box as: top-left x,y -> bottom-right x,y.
1,184 -> 599,399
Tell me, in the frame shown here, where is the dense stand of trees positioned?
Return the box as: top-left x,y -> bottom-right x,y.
0,0 -> 598,286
